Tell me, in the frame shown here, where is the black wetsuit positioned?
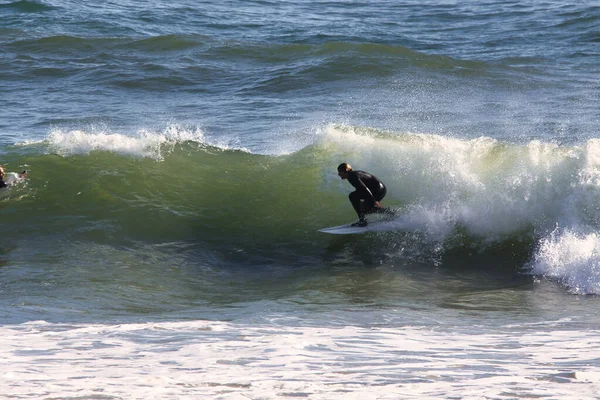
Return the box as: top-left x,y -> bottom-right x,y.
346,170 -> 387,219
0,179 -> 6,189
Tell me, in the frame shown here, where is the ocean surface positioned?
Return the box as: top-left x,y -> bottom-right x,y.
1,0 -> 600,398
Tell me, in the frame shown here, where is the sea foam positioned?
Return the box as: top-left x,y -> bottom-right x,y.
1,319 -> 599,399
44,124 -> 249,160
530,227 -> 600,295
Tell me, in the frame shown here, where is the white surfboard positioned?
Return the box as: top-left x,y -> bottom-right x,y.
319,217 -> 405,235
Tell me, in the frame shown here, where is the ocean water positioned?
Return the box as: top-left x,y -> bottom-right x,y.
1,0 -> 600,398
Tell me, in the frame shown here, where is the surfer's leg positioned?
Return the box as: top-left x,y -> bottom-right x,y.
349,191 -> 367,225
362,189 -> 382,215
349,191 -> 363,215
374,184 -> 386,203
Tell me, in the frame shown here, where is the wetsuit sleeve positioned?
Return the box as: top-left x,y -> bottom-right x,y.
0,180 -> 7,188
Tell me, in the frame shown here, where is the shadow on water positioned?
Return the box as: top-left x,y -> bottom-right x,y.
321,229 -> 534,275
312,230 -> 538,312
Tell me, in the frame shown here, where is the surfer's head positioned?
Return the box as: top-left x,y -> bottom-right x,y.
337,162 -> 352,179
0,165 -> 4,179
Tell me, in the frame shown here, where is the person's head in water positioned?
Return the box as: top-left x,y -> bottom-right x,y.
0,165 -> 4,181
337,162 -> 352,180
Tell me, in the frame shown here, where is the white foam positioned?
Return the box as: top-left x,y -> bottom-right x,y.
320,125 -> 582,236
530,227 -> 600,295
1,320 -> 599,399
44,124 -> 250,160
318,127 -> 595,231
4,172 -> 24,185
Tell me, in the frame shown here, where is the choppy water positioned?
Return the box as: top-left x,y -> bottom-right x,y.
1,0 -> 600,398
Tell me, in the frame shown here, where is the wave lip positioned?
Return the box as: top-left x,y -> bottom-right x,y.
45,125 -> 206,160
41,124 -> 252,160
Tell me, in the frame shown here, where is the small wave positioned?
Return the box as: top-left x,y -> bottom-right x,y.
46,125 -> 206,160
6,35 -> 125,53
43,124 -> 250,160
216,40 -> 489,74
7,34 -> 208,55
555,10 -> 600,30
114,74 -> 195,90
123,34 -> 208,52
0,0 -> 54,12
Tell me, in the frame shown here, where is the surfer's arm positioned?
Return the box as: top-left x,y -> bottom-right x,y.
349,173 -> 375,203
360,179 -> 375,202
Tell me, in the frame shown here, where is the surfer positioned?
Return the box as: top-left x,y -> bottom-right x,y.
337,162 -> 391,227
0,165 -> 6,188
0,165 -> 27,188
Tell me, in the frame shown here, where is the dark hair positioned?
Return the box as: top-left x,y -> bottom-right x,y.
337,162 -> 352,172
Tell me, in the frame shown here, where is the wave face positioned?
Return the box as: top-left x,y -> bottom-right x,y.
3,124 -> 600,294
